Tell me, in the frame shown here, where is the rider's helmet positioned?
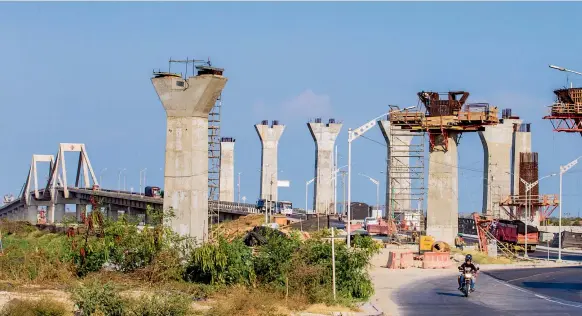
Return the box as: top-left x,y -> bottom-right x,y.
465,254 -> 472,262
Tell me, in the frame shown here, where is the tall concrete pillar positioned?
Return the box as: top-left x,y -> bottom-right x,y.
26,206 -> 38,224
151,67 -> 228,242
512,124 -> 531,195
219,137 -> 235,202
255,120 -> 285,202
76,204 -> 86,223
427,133 -> 459,245
479,117 -> 521,219
379,120 -> 414,214
308,118 -> 342,214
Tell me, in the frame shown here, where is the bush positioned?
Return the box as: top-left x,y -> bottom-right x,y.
124,292 -> 191,316
0,298 -> 68,316
71,281 -> 125,316
184,237 -> 255,285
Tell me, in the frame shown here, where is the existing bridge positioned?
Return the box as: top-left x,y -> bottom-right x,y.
0,143 -> 261,224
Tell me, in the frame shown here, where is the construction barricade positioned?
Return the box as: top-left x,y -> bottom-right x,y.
386,251 -> 414,269
422,251 -> 452,269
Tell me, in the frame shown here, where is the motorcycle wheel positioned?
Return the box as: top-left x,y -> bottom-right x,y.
464,283 -> 470,297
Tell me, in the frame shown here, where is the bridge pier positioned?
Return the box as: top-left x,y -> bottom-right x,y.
76,204 -> 86,222
25,205 -> 37,224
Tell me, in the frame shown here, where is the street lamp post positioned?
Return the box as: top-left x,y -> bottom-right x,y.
237,172 -> 242,205
520,173 -> 556,258
549,65 -> 582,88
347,107 -> 414,248
99,168 -> 107,187
558,155 -> 582,262
358,173 -> 380,217
139,168 -> 147,195
306,177 -> 315,212
118,168 -> 126,192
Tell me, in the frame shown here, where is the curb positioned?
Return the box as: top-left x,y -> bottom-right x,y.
294,302 -> 384,316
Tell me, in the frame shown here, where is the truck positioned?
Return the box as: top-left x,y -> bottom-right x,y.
492,219 -> 539,253
145,186 -> 162,198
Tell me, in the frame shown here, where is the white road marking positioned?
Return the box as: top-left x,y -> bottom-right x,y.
494,277 -> 582,309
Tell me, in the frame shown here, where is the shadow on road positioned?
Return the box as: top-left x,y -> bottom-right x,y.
436,291 -> 465,297
522,282 -> 582,290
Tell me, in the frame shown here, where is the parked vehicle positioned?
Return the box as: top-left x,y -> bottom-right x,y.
145,186 -> 162,198
491,219 -> 539,253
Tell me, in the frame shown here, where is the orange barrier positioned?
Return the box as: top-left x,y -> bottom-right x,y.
347,223 -> 363,233
386,251 -> 414,269
400,251 -> 414,268
386,251 -> 401,269
422,251 -> 452,269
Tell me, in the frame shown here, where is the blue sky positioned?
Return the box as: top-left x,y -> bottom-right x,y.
2,2 -> 582,216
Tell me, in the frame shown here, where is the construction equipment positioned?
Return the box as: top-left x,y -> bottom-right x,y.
419,235 -> 435,254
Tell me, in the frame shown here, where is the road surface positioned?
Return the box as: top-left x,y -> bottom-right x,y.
394,268 -> 582,315
462,234 -> 582,262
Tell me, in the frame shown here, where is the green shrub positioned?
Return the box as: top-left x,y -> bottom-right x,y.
124,292 -> 191,316
0,298 -> 68,316
71,281 -> 124,316
185,237 -> 255,285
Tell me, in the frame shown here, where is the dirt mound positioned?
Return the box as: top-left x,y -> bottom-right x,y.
212,214 -> 265,240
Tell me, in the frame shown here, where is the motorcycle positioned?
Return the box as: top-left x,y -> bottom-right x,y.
458,266 -> 478,297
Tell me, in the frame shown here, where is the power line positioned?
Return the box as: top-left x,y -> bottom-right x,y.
358,134 -> 484,173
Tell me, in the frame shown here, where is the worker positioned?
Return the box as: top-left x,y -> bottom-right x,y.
458,254 -> 479,292
454,233 -> 465,251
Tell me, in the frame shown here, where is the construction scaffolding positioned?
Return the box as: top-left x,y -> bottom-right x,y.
208,94 -> 222,204
543,87 -> 582,135
387,121 -> 425,220
389,91 -> 499,151
499,152 -> 559,222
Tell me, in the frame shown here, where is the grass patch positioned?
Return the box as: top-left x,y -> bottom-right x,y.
452,248 -> 514,264
0,298 -> 69,316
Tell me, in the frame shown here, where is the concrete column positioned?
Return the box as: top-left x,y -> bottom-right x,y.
512,125 -> 531,195
426,132 -> 459,245
76,204 -> 86,223
379,120 -> 414,214
479,118 -> 521,219
25,206 -> 38,224
308,119 -> 342,214
219,138 -> 235,202
255,121 -> 285,202
151,70 -> 228,243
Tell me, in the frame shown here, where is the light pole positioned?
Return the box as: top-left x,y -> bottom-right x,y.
549,65 -> 582,88
99,168 -> 107,187
306,177 -> 315,212
558,155 -> 582,262
237,172 -> 242,205
347,106 -> 414,248
358,173 -> 380,217
521,173 -> 556,258
139,168 -> 147,195
117,168 -> 126,192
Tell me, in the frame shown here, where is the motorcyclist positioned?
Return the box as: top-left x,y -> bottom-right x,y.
458,254 -> 479,291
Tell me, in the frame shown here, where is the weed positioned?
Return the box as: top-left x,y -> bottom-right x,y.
124,292 -> 191,316
0,298 -> 69,316
71,281 -> 124,316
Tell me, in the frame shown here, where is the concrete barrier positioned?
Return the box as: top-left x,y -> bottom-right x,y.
386,251 -> 401,269
386,251 -> 414,269
400,251 -> 414,268
422,251 -> 452,269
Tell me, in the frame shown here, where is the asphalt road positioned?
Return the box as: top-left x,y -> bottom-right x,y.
394,269 -> 582,315
529,248 -> 582,262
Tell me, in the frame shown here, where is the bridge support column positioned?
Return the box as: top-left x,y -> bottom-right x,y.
26,206 -> 38,224
76,204 -> 86,223
427,133 -> 459,245
152,67 -> 228,243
